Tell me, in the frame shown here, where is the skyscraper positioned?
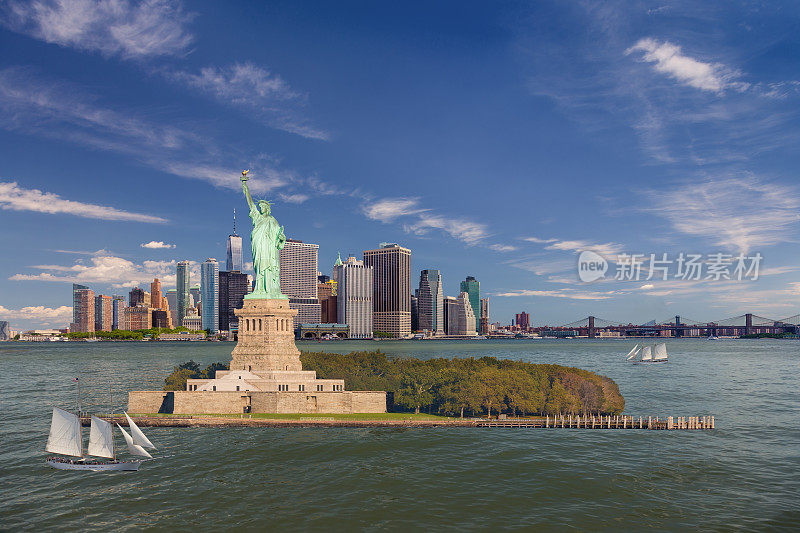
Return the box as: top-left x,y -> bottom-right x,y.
166,289 -> 178,327
190,285 -> 201,312
480,297 -> 489,335
417,269 -> 444,336
459,276 -> 480,332
150,278 -> 163,310
0,321 -> 10,341
201,258 -> 219,333
95,294 -> 113,332
226,209 -> 243,272
318,282 -> 338,323
112,295 -> 125,330
219,270 -> 250,333
411,292 -> 419,332
515,311 -> 530,331
129,287 -> 145,307
72,283 -> 89,328
443,296 -> 458,335
336,256 -> 373,339
363,243 -> 411,338
279,239 -> 321,327
453,292 -> 477,336
72,288 -> 95,333
176,261 -> 190,327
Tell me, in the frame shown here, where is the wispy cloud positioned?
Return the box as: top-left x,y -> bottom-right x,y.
11,254 -> 198,288
494,288 -> 618,300
489,244 -> 518,252
405,214 -> 490,246
363,198 -> 426,222
168,63 -> 328,141
278,193 -> 310,204
0,304 -> 73,327
0,67 -> 293,195
646,176 -> 800,254
0,181 -> 166,223
140,240 -> 174,249
3,0 -> 194,59
523,236 -> 626,258
625,38 -> 742,93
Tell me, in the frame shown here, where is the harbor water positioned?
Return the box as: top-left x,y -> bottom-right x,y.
1,338 -> 798,530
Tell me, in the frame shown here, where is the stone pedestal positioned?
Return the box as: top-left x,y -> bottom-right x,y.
230,298 -> 302,372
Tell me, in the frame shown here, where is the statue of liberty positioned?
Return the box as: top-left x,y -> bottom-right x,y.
241,170 -> 288,299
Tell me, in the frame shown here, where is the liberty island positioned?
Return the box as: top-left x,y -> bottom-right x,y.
128,172 -> 387,415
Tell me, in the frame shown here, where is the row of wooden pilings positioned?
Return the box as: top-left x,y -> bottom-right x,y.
479,414 -> 715,429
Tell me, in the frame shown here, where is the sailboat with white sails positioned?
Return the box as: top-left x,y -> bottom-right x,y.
45,393 -> 156,471
625,342 -> 669,364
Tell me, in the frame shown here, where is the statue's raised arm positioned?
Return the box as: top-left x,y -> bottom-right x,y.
241,170 -> 256,212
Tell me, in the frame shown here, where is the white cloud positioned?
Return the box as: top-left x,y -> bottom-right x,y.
363,198 -> 425,222
10,254 -> 198,288
625,38 -> 741,93
0,304 -> 73,327
489,244 -> 518,252
140,241 -> 175,249
524,236 -> 626,258
647,176 -> 800,254
279,193 -> 310,204
0,181 -> 166,223
169,63 -> 329,141
3,0 -> 193,59
494,288 -> 618,300
405,214 -> 490,246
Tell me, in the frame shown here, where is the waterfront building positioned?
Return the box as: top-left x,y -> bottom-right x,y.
151,309 -> 170,329
150,279 -> 163,310
332,252 -> 343,284
363,243 -> 411,338
176,261 -> 190,327
94,294 -> 113,332
0,321 -> 10,341
71,284 -> 89,329
70,287 -> 95,333
452,292 -> 477,336
129,287 -> 145,307
181,312 -> 202,331
411,292 -> 419,332
112,295 -> 125,330
443,296 -> 458,335
226,209 -> 243,272
459,276 -> 481,332
279,239 -> 321,327
190,285 -> 201,312
124,305 -> 151,330
201,258 -> 220,333
143,290 -> 151,307
417,269 -> 444,336
219,270 -> 250,333
335,256 -> 373,339
515,311 -> 530,331
166,289 -> 177,327
318,282 -> 338,324
480,298 -> 489,335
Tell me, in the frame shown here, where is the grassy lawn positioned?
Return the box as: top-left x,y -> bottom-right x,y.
127,412 -> 456,421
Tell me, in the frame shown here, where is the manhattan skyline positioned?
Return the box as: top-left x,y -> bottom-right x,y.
2,1 -> 800,330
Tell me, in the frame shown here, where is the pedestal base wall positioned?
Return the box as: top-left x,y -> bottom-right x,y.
129,390 -> 387,414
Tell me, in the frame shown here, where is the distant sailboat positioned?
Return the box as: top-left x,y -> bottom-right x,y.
45,384 -> 155,471
626,342 -> 668,364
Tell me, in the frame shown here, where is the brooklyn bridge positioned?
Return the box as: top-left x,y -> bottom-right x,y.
534,313 -> 800,338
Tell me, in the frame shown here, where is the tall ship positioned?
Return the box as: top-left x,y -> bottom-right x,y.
45,409 -> 155,471
626,342 -> 669,364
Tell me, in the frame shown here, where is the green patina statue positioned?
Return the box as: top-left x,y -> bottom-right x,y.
241,170 -> 288,299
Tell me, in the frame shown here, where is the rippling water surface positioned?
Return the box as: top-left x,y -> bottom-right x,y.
1,338 -> 798,530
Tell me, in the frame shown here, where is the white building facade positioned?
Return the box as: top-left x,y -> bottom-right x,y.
279,239 -> 321,327
201,258 -> 219,333
336,256 -> 373,339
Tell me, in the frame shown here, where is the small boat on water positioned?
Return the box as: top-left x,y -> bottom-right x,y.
626,342 -> 669,364
45,383 -> 156,471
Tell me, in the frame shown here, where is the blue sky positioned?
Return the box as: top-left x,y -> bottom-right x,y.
2,0 -> 800,331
